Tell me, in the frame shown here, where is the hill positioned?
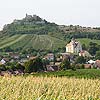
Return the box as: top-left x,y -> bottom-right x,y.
59,25 -> 100,33
77,38 -> 100,46
3,14 -> 62,35
0,34 -> 66,51
0,14 -> 100,52
0,14 -> 66,52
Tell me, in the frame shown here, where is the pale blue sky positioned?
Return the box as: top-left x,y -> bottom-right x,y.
0,0 -> 100,29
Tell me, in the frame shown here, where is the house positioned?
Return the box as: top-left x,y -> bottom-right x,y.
0,59 -> 6,64
44,53 -> 54,61
29,56 -> 37,60
60,53 -> 75,63
25,14 -> 33,21
60,53 -> 70,61
0,57 -> 10,65
9,53 -> 19,59
66,38 -> 82,54
79,50 -> 92,57
84,64 -> 92,69
20,58 -> 28,63
94,60 -> 100,69
46,65 -> 59,72
87,60 -> 96,64
55,62 -> 61,67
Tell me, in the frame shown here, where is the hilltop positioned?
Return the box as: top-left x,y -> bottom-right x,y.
2,14 -> 61,35
2,14 -> 100,35
59,24 -> 100,33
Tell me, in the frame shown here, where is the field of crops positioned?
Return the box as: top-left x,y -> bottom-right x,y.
0,34 -> 66,51
0,76 -> 100,100
0,33 -> 100,51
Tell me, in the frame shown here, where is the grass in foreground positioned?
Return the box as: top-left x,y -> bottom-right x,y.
31,69 -> 100,79
0,76 -> 100,100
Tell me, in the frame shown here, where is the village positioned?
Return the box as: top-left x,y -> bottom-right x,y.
0,38 -> 100,75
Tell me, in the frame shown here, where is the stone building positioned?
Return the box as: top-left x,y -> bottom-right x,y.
66,38 -> 82,54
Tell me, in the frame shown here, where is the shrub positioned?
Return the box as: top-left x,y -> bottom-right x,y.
16,63 -> 25,71
75,56 -> 86,64
75,64 -> 85,69
70,63 -> 76,71
0,64 -> 6,71
6,62 -> 17,70
60,59 -> 70,70
24,60 -> 34,73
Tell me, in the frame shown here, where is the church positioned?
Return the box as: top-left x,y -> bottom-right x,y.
66,38 -> 82,54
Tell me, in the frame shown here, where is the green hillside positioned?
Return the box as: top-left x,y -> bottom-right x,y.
0,14 -> 66,52
77,38 -> 100,46
0,34 -> 66,51
0,14 -> 100,52
0,33 -> 99,52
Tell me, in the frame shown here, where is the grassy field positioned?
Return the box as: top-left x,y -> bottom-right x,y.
77,38 -> 100,46
0,76 -> 100,100
31,69 -> 100,79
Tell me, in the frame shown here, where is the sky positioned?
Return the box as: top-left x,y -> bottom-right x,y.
0,0 -> 100,30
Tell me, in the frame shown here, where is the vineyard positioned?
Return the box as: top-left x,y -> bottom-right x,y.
0,34 -> 66,51
0,76 -> 100,100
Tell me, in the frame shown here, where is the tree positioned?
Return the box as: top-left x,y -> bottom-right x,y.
75,56 -> 86,64
75,64 -> 85,69
16,63 -> 25,71
60,59 -> 70,70
82,44 -> 86,50
42,59 -> 49,71
70,63 -> 76,71
0,65 -> 6,71
24,60 -> 34,73
33,57 -> 44,72
24,57 -> 44,73
95,51 -> 100,60
6,62 -> 17,70
88,42 -> 98,55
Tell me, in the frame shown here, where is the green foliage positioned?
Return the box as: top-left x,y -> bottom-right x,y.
67,32 -> 100,40
82,44 -> 86,50
31,69 -> 100,79
70,63 -> 76,71
0,65 -> 6,71
60,59 -> 70,70
95,51 -> 100,60
24,57 -> 44,73
75,56 -> 86,64
6,62 -> 17,70
75,64 -> 85,69
88,42 -> 99,55
16,63 -> 25,71
33,57 -> 44,72
24,60 -> 34,73
42,59 -> 49,70
77,38 -> 100,47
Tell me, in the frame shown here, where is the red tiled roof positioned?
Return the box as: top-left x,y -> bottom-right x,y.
95,60 -> 100,68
